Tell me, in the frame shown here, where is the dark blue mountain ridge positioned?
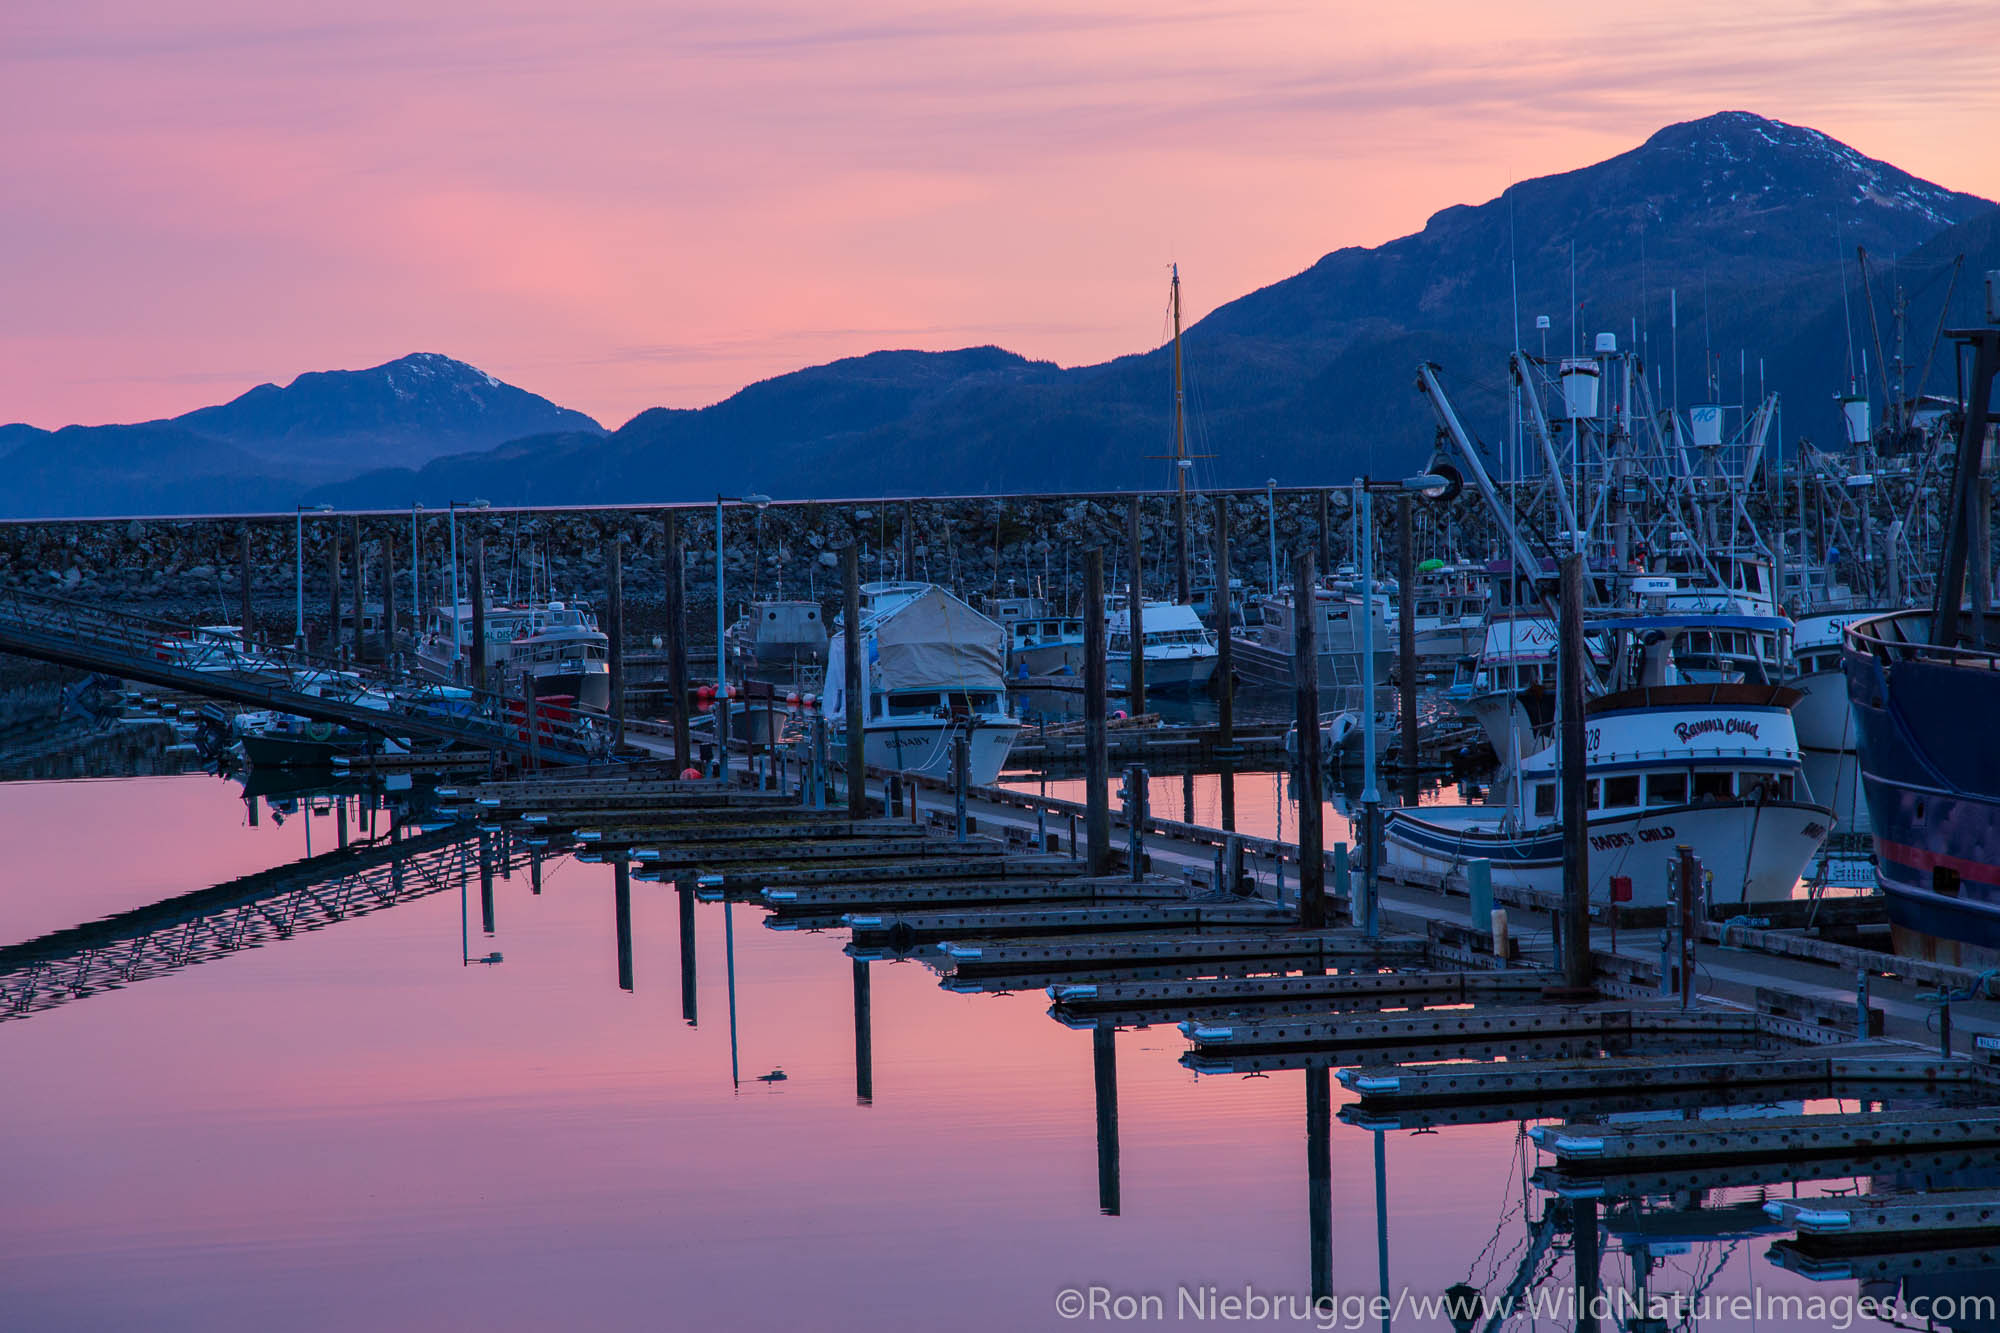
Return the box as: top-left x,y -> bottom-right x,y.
1,353 -> 602,518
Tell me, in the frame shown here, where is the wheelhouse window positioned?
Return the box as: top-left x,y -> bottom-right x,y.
1584,779 -> 1600,810
1647,772 -> 1687,805
1603,775 -> 1640,808
885,691 -> 942,717
1532,783 -> 1555,818
1692,769 -> 1735,802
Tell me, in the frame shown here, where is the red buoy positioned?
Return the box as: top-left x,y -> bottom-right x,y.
681,767 -> 703,781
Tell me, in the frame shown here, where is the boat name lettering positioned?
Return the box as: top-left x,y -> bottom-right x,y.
1590,832 -> 1634,851
1672,716 -> 1760,744
1637,825 -> 1676,842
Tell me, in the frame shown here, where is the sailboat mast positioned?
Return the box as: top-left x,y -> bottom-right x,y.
1172,264 -> 1190,603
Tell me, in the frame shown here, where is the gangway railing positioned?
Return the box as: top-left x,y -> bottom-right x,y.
0,586 -> 614,764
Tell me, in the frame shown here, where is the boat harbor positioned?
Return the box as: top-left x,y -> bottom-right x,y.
9,285 -> 2000,1329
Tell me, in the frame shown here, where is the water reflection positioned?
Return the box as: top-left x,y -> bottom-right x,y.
2,770 -> 1993,1331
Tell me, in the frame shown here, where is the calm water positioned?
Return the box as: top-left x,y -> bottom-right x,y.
0,769 -> 1966,1331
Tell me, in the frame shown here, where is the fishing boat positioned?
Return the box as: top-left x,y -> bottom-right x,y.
1846,607 -> 2000,965
414,602 -> 528,685
502,601 -> 610,711
1231,583 -> 1391,689
1389,565 -> 1489,665
987,594 -> 1085,677
1107,600 -> 1219,693
1786,606 -> 1879,839
1384,681 -> 1833,907
825,583 -> 1020,785
726,600 -> 828,680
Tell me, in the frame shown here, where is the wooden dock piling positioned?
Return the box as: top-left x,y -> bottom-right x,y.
349,516 -> 364,663
238,523 -> 255,646
843,543 -> 865,818
606,532 -> 625,747
1557,551 -> 1590,991
1126,496 -> 1146,716
470,538 -> 488,694
1396,496 -> 1418,805
1293,548 -> 1325,928
663,511 -> 691,772
1083,548 -> 1110,874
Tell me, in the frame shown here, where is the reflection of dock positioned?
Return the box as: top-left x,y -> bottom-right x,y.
0,820 -> 496,1021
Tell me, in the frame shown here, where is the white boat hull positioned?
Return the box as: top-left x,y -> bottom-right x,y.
1109,653 -> 1218,693
1789,666 -> 1855,754
847,719 -> 1021,786
1384,799 -> 1834,907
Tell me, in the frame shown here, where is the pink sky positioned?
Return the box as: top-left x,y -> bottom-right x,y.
5,0 -> 1998,431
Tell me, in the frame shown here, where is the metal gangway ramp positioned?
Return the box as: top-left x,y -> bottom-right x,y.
0,587 -> 613,764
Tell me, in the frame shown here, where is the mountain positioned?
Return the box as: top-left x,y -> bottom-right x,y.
8,112 -> 1995,518
309,111 -> 1992,509
1,354 -> 601,518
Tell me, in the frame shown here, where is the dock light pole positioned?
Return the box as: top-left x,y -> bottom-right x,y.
1356,469 -> 1462,936
293,503 -> 332,652
715,493 -> 773,778
447,499 -> 490,671
1264,479 -> 1280,591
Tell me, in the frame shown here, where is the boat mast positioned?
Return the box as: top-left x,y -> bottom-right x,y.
1172,264 -> 1191,604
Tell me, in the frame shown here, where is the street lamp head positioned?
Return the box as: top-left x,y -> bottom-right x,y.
1401,463 -> 1464,502
1266,478 -> 1277,489
745,493 -> 773,509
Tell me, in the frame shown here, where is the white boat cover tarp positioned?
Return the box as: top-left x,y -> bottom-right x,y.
825,585 -> 1006,715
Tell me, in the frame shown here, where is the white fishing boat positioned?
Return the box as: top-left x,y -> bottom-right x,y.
987,594 -> 1085,677
1231,583 -> 1391,688
825,583 -> 1020,785
1107,600 -> 1219,693
1384,682 -> 1833,907
502,601 -> 610,710
1786,606 -> 1879,836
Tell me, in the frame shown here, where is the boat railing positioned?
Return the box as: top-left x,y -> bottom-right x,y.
1844,608 -> 2000,670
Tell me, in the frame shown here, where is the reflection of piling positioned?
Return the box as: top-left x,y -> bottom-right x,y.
664,512 -> 691,771
1397,496 -> 1419,807
530,850 -> 542,895
1083,548 -> 1111,873
677,878 -> 697,1025
614,859 -> 634,993
336,796 -> 349,850
1293,549 -> 1325,928
1126,497 -> 1146,715
238,523 -> 255,646
1092,1020 -> 1120,1216
843,543 -> 866,817
478,833 -> 496,935
1307,1066 -> 1332,1303
1571,1196 -> 1600,1333
606,533 -> 625,748
469,539 -> 488,694
852,957 -> 873,1104
1558,552 -> 1591,991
